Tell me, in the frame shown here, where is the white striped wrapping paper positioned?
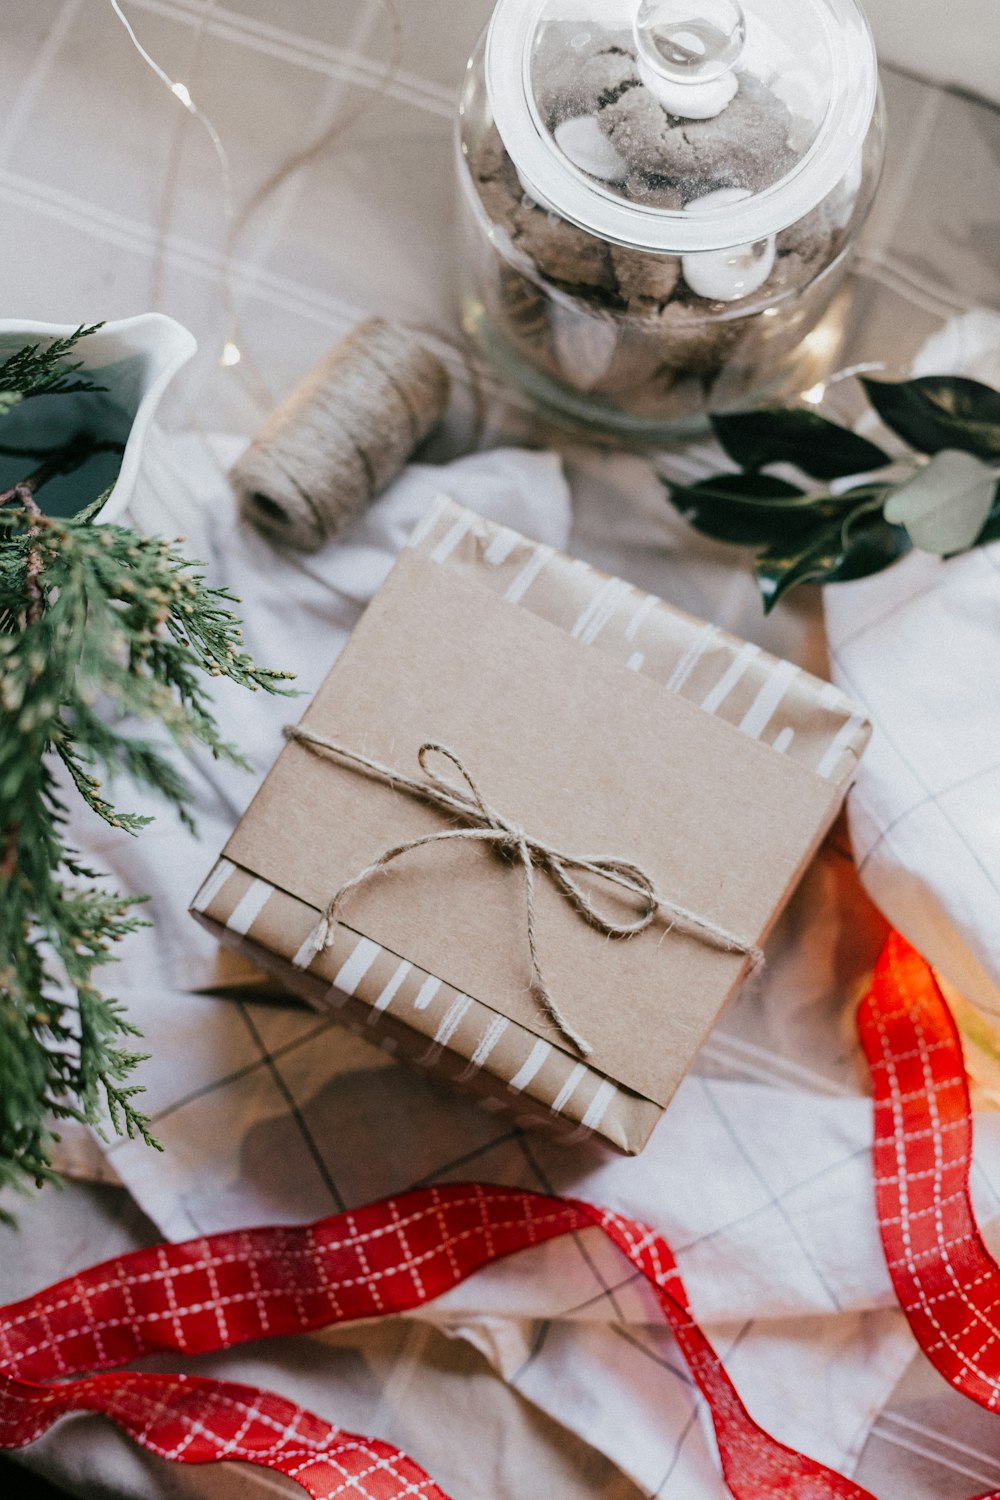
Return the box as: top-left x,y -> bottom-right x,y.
191,498 -> 869,1153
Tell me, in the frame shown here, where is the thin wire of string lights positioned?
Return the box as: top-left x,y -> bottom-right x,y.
106,0 -> 494,450
107,0 -> 403,391
108,0 -> 242,374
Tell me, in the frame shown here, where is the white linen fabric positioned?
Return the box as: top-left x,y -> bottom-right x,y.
49,428 -> 920,1500
1,4 -> 1000,1499
825,311 -> 1000,1023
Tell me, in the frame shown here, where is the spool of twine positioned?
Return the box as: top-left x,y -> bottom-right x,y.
232,317 -> 451,551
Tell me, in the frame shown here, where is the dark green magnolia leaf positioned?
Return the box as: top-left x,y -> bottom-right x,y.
973,479 -> 1000,547
666,472 -> 824,546
862,376 -> 1000,460
827,507 -> 912,583
756,491 -> 910,612
711,405 -> 892,480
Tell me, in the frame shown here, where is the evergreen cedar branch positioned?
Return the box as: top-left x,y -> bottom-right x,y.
663,376 -> 1000,611
0,325 -> 293,1212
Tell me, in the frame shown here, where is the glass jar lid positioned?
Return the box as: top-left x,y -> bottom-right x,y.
485,0 -> 878,252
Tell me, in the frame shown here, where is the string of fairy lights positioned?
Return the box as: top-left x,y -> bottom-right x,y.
107,0 -> 402,387
104,0 -> 879,426
108,0 -> 243,369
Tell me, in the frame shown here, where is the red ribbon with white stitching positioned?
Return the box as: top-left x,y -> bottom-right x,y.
858,932 -> 1000,1422
1,931 -> 999,1500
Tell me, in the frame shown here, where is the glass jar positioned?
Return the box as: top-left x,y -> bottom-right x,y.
456,0 -> 885,443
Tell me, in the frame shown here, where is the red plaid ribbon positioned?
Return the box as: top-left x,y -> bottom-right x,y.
858,932 -> 1000,1421
1,932 -> 998,1500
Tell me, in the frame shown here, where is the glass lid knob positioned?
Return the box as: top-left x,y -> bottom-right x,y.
633,0 -> 747,87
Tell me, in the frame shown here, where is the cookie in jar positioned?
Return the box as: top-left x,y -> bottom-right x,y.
456,0 -> 884,442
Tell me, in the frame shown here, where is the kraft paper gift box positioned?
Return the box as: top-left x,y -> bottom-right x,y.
191,497 -> 871,1154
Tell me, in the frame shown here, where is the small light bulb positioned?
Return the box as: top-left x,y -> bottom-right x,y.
171,81 -> 194,109
802,383 -> 826,406
220,341 -> 242,367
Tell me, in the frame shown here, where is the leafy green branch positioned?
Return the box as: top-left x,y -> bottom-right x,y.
0,323 -> 107,417
663,376 -> 1000,611
0,326 -> 294,1212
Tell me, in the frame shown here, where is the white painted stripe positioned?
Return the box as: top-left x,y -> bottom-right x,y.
666,623 -> 718,694
701,643 -> 761,715
470,1015 -> 510,1069
570,588 -> 602,641
739,659 -> 799,740
773,727 -> 795,755
191,858 -> 236,914
508,1039 -> 552,1094
292,925 -> 323,970
324,983 -> 351,1011
504,544 -> 555,604
429,512 -> 475,563
624,593 -> 658,642
484,527 -> 521,566
581,1079 -> 619,1132
226,880 -> 273,937
597,580 -> 637,644
579,579 -> 633,646
551,1063 -> 589,1114
456,1015 -> 511,1084
627,651 -> 645,672
407,494 -> 451,549
434,994 -> 474,1047
369,960 -> 412,1021
413,976 -> 443,1011
333,937 -> 383,997
571,577 -> 628,643
816,712 -> 868,781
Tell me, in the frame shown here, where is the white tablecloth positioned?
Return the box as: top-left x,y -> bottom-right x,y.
2,5 -> 1000,1499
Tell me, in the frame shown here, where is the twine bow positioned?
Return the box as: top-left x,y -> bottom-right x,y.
284,724 -> 763,1058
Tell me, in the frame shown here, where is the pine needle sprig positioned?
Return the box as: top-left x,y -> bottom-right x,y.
0,327 -> 294,1210
0,500 -> 294,1204
0,324 -> 106,417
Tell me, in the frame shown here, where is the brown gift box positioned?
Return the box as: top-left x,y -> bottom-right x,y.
190,497 -> 870,1154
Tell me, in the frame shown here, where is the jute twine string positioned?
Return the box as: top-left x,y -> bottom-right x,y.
119,0 -> 493,513
284,724 -> 764,1058
233,318 -> 451,552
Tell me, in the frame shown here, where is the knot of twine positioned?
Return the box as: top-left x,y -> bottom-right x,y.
283,725 -> 764,1059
